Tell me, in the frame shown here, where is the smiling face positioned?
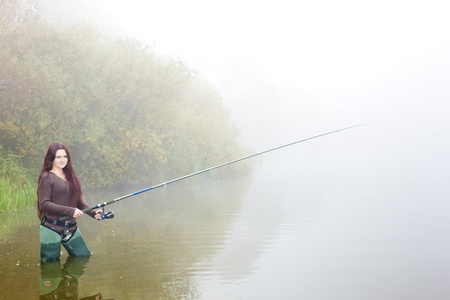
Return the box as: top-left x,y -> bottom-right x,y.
52,149 -> 68,172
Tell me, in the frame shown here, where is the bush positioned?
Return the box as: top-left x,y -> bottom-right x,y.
0,2 -> 246,189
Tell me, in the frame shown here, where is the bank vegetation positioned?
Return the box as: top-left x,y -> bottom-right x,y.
0,0 -> 247,210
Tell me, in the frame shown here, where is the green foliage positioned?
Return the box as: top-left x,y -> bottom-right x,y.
0,0 -> 246,189
0,146 -> 37,212
0,177 -> 36,212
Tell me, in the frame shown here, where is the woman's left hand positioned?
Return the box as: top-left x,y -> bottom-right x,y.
94,210 -> 102,220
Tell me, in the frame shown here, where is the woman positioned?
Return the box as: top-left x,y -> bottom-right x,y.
37,143 -> 101,262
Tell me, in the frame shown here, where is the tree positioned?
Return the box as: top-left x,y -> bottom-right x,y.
0,3 -> 246,188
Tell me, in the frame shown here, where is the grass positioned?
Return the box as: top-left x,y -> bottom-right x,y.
0,176 -> 36,213
0,146 -> 37,213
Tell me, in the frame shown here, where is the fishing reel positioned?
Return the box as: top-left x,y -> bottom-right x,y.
97,207 -> 114,220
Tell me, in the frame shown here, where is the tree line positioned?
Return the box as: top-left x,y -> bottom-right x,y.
0,0 -> 246,188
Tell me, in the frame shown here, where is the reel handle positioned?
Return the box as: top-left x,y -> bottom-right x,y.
97,207 -> 115,220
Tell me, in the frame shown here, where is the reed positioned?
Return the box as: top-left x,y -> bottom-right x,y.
0,146 -> 37,213
0,176 -> 36,212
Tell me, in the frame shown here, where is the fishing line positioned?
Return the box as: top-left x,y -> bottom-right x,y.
60,124 -> 364,221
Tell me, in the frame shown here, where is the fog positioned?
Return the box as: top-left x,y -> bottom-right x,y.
39,1 -> 450,222
41,0 -> 449,235
3,2 -> 449,298
41,0 -> 450,153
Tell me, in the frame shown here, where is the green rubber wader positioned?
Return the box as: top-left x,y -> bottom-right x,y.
62,228 -> 91,257
40,225 -> 91,262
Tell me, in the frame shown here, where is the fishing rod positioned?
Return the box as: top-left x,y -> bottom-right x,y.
60,124 -> 364,221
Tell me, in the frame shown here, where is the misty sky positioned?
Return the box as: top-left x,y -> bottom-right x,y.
41,0 -> 450,154
47,0 -> 449,91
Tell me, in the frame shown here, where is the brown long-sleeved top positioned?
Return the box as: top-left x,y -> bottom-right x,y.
38,171 -> 96,223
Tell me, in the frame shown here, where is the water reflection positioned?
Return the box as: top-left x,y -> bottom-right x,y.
77,176 -> 253,299
40,256 -> 107,299
0,175 -> 255,298
3,142 -> 450,299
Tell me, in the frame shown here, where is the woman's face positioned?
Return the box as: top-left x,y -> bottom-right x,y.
53,149 -> 68,171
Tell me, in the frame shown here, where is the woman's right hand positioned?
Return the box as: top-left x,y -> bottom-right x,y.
73,208 -> 83,218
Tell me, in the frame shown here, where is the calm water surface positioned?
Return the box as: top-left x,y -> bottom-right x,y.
1,143 -> 450,299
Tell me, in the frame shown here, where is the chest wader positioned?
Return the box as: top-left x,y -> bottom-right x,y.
40,217 -> 91,262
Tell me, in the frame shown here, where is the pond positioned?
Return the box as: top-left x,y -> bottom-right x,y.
1,139 -> 450,299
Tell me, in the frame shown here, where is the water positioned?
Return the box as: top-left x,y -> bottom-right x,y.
1,136 -> 450,299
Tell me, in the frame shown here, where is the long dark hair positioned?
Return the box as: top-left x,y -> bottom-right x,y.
37,143 -> 82,219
